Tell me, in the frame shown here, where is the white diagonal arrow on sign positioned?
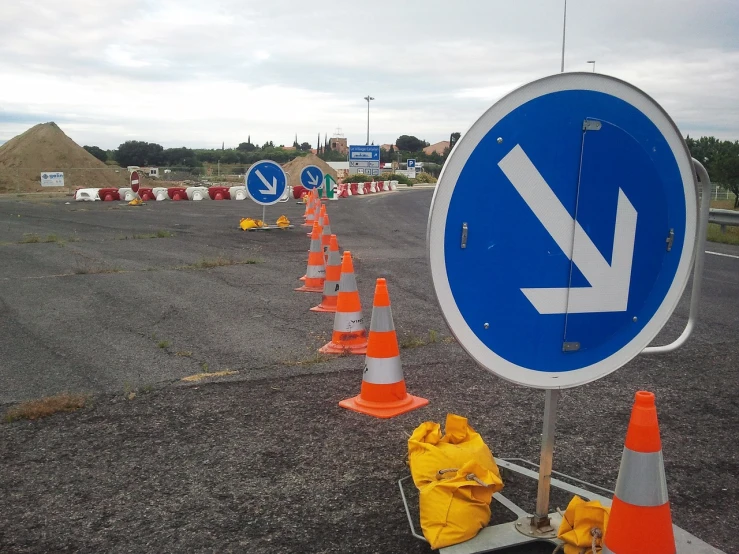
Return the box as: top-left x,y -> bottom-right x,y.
306,171 -> 320,187
498,144 -> 637,314
255,169 -> 278,195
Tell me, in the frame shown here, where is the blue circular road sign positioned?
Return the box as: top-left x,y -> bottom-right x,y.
428,73 -> 697,389
246,160 -> 287,206
300,165 -> 324,190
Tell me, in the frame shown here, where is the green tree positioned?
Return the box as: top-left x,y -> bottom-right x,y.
83,145 -> 107,163
237,141 -> 256,152
163,147 -> 199,167
115,141 -> 164,167
720,153 -> 739,208
300,142 -> 312,151
396,135 -> 427,152
449,132 -> 461,151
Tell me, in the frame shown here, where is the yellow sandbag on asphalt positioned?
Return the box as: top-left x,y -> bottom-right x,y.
418,460 -> 503,549
557,495 -> 610,554
408,413 -> 499,488
408,414 -> 503,549
128,198 -> 143,206
240,218 -> 258,230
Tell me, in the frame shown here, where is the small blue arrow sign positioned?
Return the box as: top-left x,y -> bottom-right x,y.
245,160 -> 287,206
300,165 -> 324,190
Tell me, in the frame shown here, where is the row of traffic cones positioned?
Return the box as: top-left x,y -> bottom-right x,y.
298,193 -> 678,551
294,190 -> 428,419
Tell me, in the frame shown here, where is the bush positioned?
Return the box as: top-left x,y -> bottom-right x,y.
343,174 -> 373,183
413,172 -> 437,184
380,173 -> 413,185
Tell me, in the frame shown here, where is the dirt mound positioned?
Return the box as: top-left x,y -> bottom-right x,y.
0,122 -> 127,193
282,153 -> 338,189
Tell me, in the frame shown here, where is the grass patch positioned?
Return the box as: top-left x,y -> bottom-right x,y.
399,335 -> 426,349
119,229 -> 175,240
176,351 -> 193,357
707,223 -> 739,245
184,256 -> 260,269
4,393 -> 87,423
20,234 -> 40,243
157,340 -> 171,349
181,370 -> 238,383
399,330 -> 444,350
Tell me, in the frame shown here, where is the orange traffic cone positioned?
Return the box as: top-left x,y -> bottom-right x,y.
309,204 -> 326,237
320,209 -> 334,253
295,221 -> 325,293
311,235 -> 340,313
302,191 -> 313,218
602,391 -> 675,554
300,214 -> 323,281
339,278 -> 428,418
319,251 -> 367,354
303,194 -> 318,227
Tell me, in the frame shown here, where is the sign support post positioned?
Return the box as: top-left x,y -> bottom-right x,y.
532,389 -> 559,532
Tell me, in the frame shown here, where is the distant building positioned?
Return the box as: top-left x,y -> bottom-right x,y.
423,141 -> 450,156
329,137 -> 348,155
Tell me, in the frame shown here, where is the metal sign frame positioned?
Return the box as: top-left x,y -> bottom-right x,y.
400,160 -> 714,552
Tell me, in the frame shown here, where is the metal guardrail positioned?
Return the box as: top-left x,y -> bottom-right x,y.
709,208 -> 739,228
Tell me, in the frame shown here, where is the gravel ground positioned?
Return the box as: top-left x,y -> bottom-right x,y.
0,191 -> 737,553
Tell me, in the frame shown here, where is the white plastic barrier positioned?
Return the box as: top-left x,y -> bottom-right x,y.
186,186 -> 209,201
118,187 -> 137,201
74,188 -> 100,201
390,180 -> 398,191
229,186 -> 247,200
152,187 -> 169,201
370,181 -> 377,193
356,183 -> 364,195
279,186 -> 291,202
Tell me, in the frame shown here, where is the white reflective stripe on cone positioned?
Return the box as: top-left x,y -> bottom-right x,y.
323,224 -> 332,235
369,306 -> 395,332
614,448 -> 669,507
322,279 -> 339,295
333,311 -> 364,332
306,265 -> 326,278
326,250 -> 341,266
309,239 -> 323,253
339,270 -> 357,292
364,356 -> 403,384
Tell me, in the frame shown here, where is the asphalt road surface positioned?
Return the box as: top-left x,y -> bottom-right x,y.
0,191 -> 736,553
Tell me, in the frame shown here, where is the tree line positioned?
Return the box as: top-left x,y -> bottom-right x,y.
685,136 -> 739,207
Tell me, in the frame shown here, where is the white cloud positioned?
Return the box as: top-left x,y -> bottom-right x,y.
0,0 -> 737,148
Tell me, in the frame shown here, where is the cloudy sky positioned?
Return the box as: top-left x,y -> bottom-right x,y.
1,0 -> 737,150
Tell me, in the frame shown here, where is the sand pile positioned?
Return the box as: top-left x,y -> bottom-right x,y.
282,153 -> 338,189
0,122 -> 127,193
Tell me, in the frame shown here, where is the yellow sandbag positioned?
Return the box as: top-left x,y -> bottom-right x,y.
408,413 -> 498,488
557,495 -> 610,554
276,215 -> 290,228
128,197 -> 143,206
240,218 -> 258,230
419,460 -> 503,549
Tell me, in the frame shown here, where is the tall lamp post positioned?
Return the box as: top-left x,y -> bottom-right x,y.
587,60 -> 596,72
364,95 -> 374,145
560,0 -> 567,72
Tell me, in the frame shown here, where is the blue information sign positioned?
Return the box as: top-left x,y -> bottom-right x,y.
407,159 -> 416,169
245,160 -> 287,206
427,73 -> 697,388
300,165 -> 324,190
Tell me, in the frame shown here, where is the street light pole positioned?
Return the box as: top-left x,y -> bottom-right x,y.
587,60 -> 596,72
560,0 -> 567,72
364,95 -> 374,145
